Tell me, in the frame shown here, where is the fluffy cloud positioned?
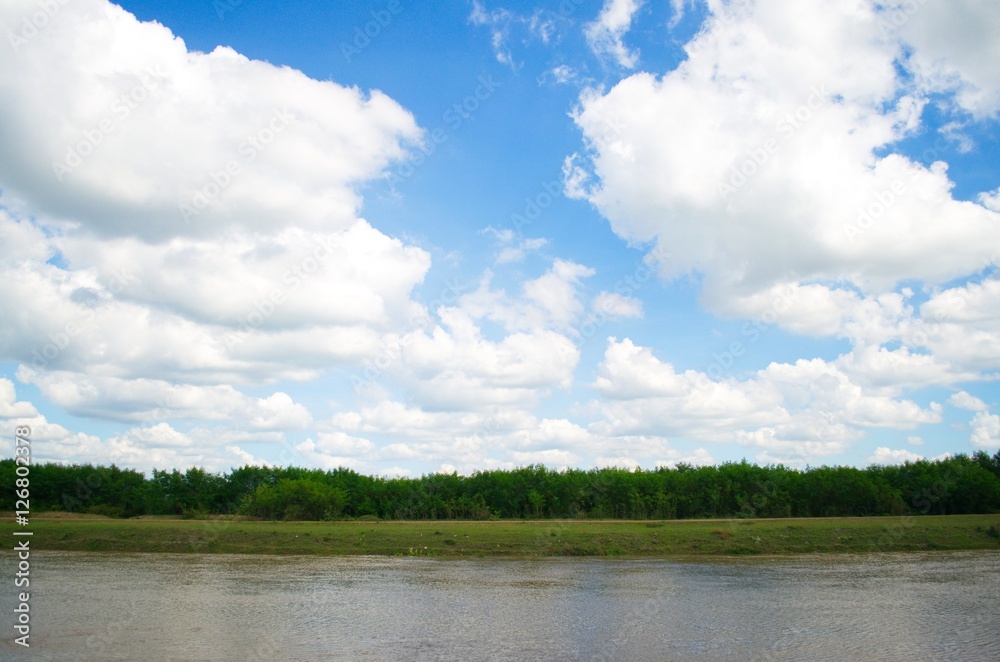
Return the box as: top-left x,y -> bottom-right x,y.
293,438 -> 371,472
835,345 -> 980,390
0,0 -> 994,476
588,337 -> 941,464
0,1 -> 436,423
970,411 -> 1000,450
56,223 -> 429,332
388,310 -> 580,410
90,423 -> 286,473
0,0 -> 459,473
511,448 -> 582,467
314,401 -> 501,471
0,223 -> 428,385
895,0 -> 1000,118
949,391 -> 988,412
16,370 -> 312,428
869,446 -> 924,466
0,1 -> 433,384
0,379 -> 268,472
568,0 -> 1000,323
0,1 -> 420,241
456,259 -> 595,334
919,278 -> 1000,372
656,447 -> 714,469
0,380 -> 99,463
0,378 -> 37,418
301,400 -> 691,474
563,0 -> 1000,442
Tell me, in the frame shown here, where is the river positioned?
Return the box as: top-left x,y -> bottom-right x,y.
1,551 -> 998,660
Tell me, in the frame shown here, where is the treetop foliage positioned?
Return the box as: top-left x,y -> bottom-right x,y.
3,451 -> 1000,521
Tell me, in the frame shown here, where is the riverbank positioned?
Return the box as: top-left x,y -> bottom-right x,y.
2,513 -> 999,557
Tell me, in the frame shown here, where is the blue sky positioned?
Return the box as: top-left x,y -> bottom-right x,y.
1,0 -> 998,476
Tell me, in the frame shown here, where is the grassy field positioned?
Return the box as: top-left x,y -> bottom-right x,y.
3,513 -> 999,557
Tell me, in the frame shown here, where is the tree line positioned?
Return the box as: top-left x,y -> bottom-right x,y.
3,451 -> 1000,521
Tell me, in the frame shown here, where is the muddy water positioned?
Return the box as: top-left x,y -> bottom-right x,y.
1,551 -> 998,660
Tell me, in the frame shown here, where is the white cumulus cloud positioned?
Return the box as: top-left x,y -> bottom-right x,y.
869,446 -> 924,466
970,411 -> 1000,450
569,0 -> 1000,327
949,391 -> 988,412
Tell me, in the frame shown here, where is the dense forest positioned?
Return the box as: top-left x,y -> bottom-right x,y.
4,451 -> 1000,521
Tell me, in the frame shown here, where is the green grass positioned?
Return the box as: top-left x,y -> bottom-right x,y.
3,514 -> 999,558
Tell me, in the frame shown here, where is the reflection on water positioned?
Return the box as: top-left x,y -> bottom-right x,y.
1,551 -> 998,660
